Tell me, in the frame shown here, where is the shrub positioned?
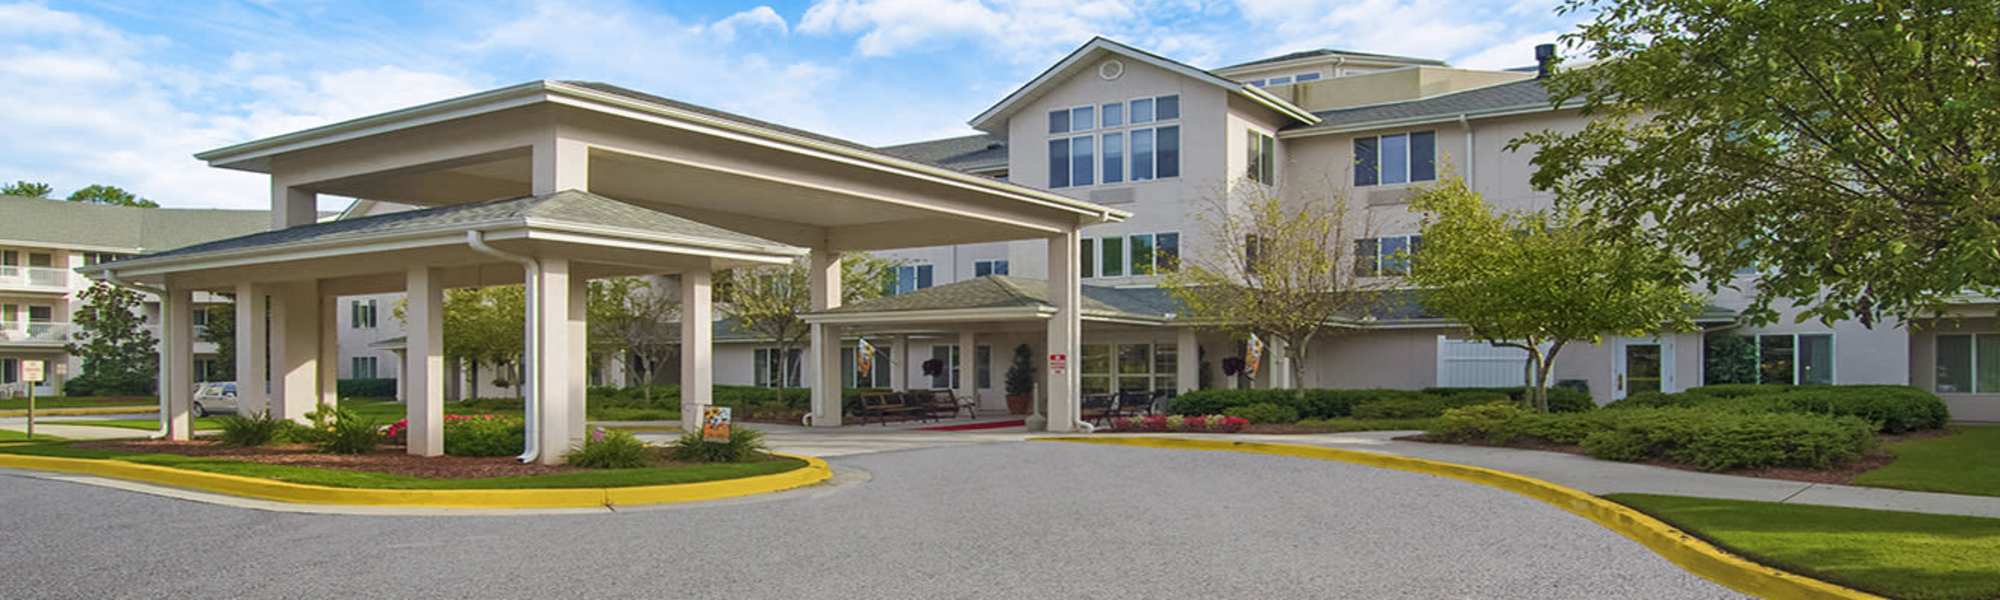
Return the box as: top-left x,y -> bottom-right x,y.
1224,402 -> 1300,424
670,427 -> 768,463
444,415 -> 525,457
1579,429 -> 1651,462
1433,402 -> 1529,444
1170,389 -> 1425,420
1423,386 -> 1596,412
215,411 -> 289,447
1105,414 -> 1248,433
1432,405 -> 1877,471
1353,393 -> 1511,419
568,429 -> 653,469
1606,384 -> 1949,433
1688,383 -> 1793,398
302,405 -> 381,455
336,378 -> 398,398
63,371 -> 153,397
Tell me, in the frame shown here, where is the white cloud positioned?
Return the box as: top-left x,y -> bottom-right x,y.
1232,0 -> 1581,69
798,0 -> 1144,63
711,5 -> 790,42
1454,30 -> 1560,70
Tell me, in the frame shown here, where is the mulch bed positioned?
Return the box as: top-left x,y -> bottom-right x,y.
75,440 -> 579,479
1397,428 -> 1953,486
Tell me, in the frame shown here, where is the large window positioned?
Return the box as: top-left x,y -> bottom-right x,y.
0,358 -> 14,384
1355,235 -> 1422,277
929,345 -> 961,389
1102,131 -> 1124,184
754,348 -> 803,388
1935,334 -> 2000,394
1100,237 -> 1125,277
976,345 -> 993,389
1757,334 -> 1834,385
1081,343 -> 1175,395
351,356 -> 378,379
351,299 -> 378,329
1354,131 -> 1437,186
891,264 -> 934,295
1247,130 -> 1277,184
1081,232 -> 1177,279
1049,95 -> 1178,188
974,260 -> 1009,277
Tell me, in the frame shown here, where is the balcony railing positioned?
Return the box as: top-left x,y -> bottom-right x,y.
0,322 -> 70,345
0,266 -> 69,291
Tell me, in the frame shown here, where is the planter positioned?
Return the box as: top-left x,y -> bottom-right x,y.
1006,394 -> 1032,415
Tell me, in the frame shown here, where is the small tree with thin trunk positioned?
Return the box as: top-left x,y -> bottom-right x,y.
1163,180 -> 1377,388
717,255 -> 898,397
1408,178 -> 1701,411
590,277 -> 679,402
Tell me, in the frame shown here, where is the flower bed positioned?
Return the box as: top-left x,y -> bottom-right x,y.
1103,414 -> 1248,433
385,414 -> 525,457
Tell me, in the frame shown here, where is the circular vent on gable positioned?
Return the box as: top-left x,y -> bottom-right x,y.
1098,60 -> 1125,80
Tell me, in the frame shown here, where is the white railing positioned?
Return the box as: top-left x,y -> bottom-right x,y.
0,266 -> 69,291
0,322 -> 71,345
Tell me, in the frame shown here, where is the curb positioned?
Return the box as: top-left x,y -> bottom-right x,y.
0,452 -> 831,510
1037,436 -> 1882,600
0,406 -> 156,417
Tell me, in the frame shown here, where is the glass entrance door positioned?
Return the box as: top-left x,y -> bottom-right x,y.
1622,344 -> 1663,396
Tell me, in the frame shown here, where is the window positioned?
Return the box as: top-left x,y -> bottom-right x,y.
1155,233 -> 1180,272
1101,131 -> 1124,184
1757,334 -> 1834,385
1355,235 -> 1422,277
1051,96 -> 1175,188
351,299 -> 378,329
1129,234 -> 1154,275
841,345 -> 893,388
1293,72 -> 1322,82
1131,128 -> 1155,181
0,358 -> 14,384
1048,110 -> 1069,134
191,307 -> 210,328
1354,131 -> 1437,186
1130,97 -> 1154,123
1249,72 -> 1320,87
1070,135 -> 1094,186
1934,334 -> 2000,393
1047,138 -> 1069,188
1080,239 -> 1094,278
1263,75 -> 1292,86
27,305 -> 52,322
929,345 -> 960,389
351,356 -> 378,379
974,260 -> 1009,277
26,253 -> 51,267
1100,237 -> 1125,277
1247,130 -> 1277,184
1082,343 -> 1172,395
976,345 -> 993,389
893,265 -> 934,295
1156,95 -> 1179,120
1156,126 -> 1180,178
0,250 -> 14,266
754,348 -> 803,388
1101,103 -> 1123,126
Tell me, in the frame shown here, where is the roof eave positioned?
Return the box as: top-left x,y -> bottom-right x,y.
1279,101 -> 1567,139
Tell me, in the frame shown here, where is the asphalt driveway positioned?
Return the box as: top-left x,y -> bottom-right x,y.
0,442 -> 1736,599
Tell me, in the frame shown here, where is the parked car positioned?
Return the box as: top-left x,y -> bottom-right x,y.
192,382 -> 239,417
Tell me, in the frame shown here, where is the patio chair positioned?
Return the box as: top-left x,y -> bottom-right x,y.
857,392 -> 925,426
922,389 -> 977,420
1114,391 -> 1154,418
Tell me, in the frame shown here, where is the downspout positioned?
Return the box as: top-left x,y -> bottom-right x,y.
466,231 -> 543,464
1458,113 -> 1474,187
103,270 -> 172,439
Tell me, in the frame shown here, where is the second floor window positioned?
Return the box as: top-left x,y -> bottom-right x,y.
1247,131 -> 1277,184
1355,235 -> 1422,277
351,299 -> 378,329
1082,232 -> 1178,279
891,264 -> 934,295
974,260 -> 1009,277
1354,131 -> 1437,186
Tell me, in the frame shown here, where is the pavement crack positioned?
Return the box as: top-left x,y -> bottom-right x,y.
1777,483 -> 1814,504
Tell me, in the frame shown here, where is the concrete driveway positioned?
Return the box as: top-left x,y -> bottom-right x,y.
0,441 -> 1736,599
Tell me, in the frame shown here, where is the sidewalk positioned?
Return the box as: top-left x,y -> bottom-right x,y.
1216,430 -> 2000,519
0,423 -> 148,441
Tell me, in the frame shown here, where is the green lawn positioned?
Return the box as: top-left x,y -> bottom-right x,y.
1853,425 -> 2000,497
77,417 -> 224,432
0,396 -> 152,411
0,441 -> 804,490
0,430 -> 65,442
1609,493 -> 2000,600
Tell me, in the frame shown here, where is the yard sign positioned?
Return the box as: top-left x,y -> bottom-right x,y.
701,405 -> 732,443
21,359 -> 43,383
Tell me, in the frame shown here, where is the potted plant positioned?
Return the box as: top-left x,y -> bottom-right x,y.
1005,344 -> 1035,415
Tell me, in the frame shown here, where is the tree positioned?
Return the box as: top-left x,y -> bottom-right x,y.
67,184 -> 159,208
716,254 -> 897,394
64,282 -> 159,395
199,301 -> 236,381
589,277 -> 680,402
2,181 -> 53,198
435,286 -> 526,397
1520,0 -> 2000,326
1162,182 -> 1377,388
1408,179 -> 1702,411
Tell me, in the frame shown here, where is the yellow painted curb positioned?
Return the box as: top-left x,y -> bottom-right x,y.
1037,436 -> 1882,600
0,406 -> 155,417
0,452 -> 831,510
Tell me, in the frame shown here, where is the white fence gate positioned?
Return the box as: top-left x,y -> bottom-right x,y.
1434,336 -> 1540,388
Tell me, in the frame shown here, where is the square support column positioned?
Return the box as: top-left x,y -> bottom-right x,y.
404,267 -> 445,457
534,258 -> 579,464
566,267 -> 589,445
957,330 -> 977,410
234,282 -> 269,416
318,292 -> 339,411
163,286 -> 194,440
532,137 -> 590,195
1045,230 -> 1082,432
1176,328 -> 1199,394
1269,336 -> 1292,389
891,335 -> 909,390
808,248 -> 843,427
271,183 -> 316,230
680,269 -> 713,433
271,280 -> 319,422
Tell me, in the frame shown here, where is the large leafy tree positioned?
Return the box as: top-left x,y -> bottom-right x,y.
199,301 -> 236,380
67,184 -> 159,208
2,181 -> 53,198
716,255 -> 897,392
433,286 -> 527,396
1163,183 -> 1377,388
1521,0 -> 2000,325
1409,179 -> 1702,410
65,282 -> 159,395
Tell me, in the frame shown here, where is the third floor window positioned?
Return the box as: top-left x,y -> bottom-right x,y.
351,299 -> 378,329
1049,95 -> 1179,189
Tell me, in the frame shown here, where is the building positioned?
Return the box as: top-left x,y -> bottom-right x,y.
0,196 -> 268,396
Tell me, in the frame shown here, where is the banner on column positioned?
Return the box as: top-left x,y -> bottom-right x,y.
1244,334 -> 1264,378
856,338 -> 875,381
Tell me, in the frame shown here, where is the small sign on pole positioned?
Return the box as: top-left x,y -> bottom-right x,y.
701,405 -> 732,443
1048,353 -> 1068,376
22,360 -> 44,440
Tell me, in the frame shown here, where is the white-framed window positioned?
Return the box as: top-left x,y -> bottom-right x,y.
1355,235 -> 1422,277
976,345 -> 993,389
1080,343 -> 1177,395
1354,131 -> 1437,186
351,356 -> 378,379
1933,334 -> 2000,393
1249,72 -> 1321,87
351,299 -> 378,329
1080,239 -> 1095,278
974,260 -> 1009,277
0,357 -> 16,384
1080,232 -> 1178,279
1050,95 -> 1178,189
929,345 -> 961,389
1099,236 -> 1125,277
754,347 -> 803,388
1247,130 -> 1277,184
891,264 -> 934,295
1757,333 -> 1835,385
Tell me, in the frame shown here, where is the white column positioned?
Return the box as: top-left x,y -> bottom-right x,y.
809,248 -> 844,427
164,286 -> 194,440
532,137 -> 590,195
404,267 -> 445,457
535,258 -> 578,464
892,335 -> 910,390
1176,328 -> 1199,394
234,282 -> 268,416
318,292 -> 339,411
566,269 -> 589,445
271,183 -> 316,230
680,269 -> 713,432
1269,336 -> 1292,389
957,330 -> 977,409
1045,230 -> 1082,432
271,280 -> 318,422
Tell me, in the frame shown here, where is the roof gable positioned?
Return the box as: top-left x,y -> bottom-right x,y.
968,37 -> 1318,132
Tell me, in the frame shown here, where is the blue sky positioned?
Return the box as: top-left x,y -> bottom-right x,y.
0,0 -> 1586,210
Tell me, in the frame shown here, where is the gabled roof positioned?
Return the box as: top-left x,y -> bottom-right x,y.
0,195 -> 271,252
1284,79 -> 1558,136
877,134 -> 1008,174
1218,48 -> 1447,72
968,37 -> 1320,132
85,190 -> 804,274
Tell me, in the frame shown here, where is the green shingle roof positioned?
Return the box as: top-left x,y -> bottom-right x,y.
0,195 -> 270,252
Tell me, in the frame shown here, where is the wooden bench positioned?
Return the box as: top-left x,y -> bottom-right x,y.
856,392 -> 928,425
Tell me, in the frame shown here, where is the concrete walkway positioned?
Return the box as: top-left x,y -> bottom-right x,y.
0,418 -> 149,441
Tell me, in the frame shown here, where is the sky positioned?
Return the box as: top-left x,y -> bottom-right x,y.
0,0 -> 1589,211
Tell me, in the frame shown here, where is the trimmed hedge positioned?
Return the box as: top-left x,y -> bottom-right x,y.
586,385 -> 903,419
1423,386 -> 1597,413
1606,384 -> 1949,433
1168,388 -> 1429,420
1432,403 -> 1877,471
1224,402 -> 1300,424
1351,393 -> 1510,419
337,378 -> 397,398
